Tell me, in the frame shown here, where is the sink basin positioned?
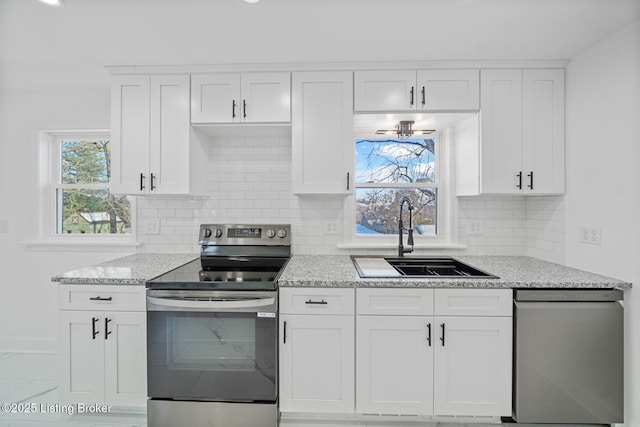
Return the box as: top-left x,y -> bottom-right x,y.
352,256 -> 498,279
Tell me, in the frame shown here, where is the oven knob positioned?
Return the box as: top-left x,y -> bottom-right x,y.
277,229 -> 287,238
203,228 -> 212,238
266,229 -> 276,238
214,228 -> 223,238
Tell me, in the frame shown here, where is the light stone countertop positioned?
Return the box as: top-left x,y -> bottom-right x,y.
51,253 -> 198,285
51,253 -> 632,290
277,255 -> 632,289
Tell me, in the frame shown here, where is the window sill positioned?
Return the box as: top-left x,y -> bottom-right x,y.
23,239 -> 141,252
337,242 -> 468,251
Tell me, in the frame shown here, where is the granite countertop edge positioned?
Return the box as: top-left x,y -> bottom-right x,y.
51,253 -> 198,286
51,253 -> 632,290
277,255 -> 632,290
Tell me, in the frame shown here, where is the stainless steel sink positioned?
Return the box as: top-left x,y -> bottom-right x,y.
352,256 -> 498,279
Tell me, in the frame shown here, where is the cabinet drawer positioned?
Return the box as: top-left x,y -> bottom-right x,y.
58,285 -> 146,312
357,288 -> 434,316
435,289 -> 512,317
280,288 -> 354,315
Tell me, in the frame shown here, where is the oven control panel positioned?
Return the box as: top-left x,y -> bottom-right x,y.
199,224 -> 291,246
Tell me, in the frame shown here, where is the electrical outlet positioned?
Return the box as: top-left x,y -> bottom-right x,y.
325,222 -> 339,235
0,219 -> 8,234
580,226 -> 601,245
467,220 -> 484,235
142,219 -> 160,235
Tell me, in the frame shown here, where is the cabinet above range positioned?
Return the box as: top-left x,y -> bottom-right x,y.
191,72 -> 291,124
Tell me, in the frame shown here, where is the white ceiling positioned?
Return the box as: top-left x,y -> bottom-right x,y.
1,0 -> 639,90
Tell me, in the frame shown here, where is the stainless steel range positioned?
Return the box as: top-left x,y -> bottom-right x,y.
146,224 -> 291,427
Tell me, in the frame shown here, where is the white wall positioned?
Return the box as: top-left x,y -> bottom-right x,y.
565,19 -> 640,427
0,85 -> 131,351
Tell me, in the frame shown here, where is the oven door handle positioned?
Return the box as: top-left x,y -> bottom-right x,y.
146,296 -> 276,312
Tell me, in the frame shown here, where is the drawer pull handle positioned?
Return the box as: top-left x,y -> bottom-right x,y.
89,296 -> 113,302
305,299 -> 328,305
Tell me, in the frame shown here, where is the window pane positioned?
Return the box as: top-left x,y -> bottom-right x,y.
57,189 -> 131,234
61,140 -> 110,184
356,188 -> 437,236
355,138 -> 435,184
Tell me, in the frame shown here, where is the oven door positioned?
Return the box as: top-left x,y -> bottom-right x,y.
146,290 -> 277,403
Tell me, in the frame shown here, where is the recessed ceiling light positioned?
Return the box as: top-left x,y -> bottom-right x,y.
243,0 -> 260,3
38,0 -> 63,6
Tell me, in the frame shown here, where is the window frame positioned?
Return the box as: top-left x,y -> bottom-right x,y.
343,129 -> 458,248
35,130 -> 137,248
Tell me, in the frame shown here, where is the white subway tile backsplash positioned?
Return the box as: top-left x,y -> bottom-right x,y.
136,135 -> 566,260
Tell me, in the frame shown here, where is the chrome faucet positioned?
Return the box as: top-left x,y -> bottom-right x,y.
398,197 -> 414,257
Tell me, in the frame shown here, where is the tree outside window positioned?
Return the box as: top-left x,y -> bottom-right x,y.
56,139 -> 131,235
355,137 -> 438,236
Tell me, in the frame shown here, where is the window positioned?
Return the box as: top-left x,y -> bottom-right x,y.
37,130 -> 134,243
348,132 -> 449,245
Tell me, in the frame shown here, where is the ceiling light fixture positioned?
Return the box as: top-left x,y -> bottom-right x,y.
243,0 -> 260,3
375,121 -> 435,138
37,0 -> 63,6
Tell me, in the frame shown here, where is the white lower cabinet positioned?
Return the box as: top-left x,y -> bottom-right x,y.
356,288 -> 513,419
279,288 -> 355,413
433,316 -> 512,416
356,315 -> 433,415
57,285 -> 146,410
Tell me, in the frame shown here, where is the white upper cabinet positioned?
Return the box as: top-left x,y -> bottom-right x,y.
456,68 -> 565,196
292,71 -> 353,195
191,72 -> 290,123
478,69 -> 524,194
111,74 -> 207,196
522,69 -> 565,194
354,69 -> 479,112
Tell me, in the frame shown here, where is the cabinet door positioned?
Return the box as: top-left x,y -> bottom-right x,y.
240,72 -> 291,123
354,70 -> 417,111
356,316 -> 433,416
522,69 -> 565,194
58,311 -> 105,405
149,75 -> 192,194
433,316 -> 512,416
191,74 -> 240,123
104,311 -> 147,408
480,69 -> 523,194
110,75 -> 150,195
417,69 -> 479,111
292,71 -> 353,195
279,314 -> 354,413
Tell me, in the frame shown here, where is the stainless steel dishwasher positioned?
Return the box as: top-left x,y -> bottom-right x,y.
513,289 -> 623,425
